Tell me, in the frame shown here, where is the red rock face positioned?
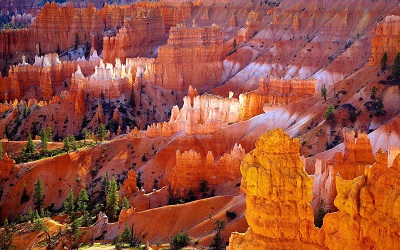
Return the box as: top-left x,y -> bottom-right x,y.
102,8 -> 165,63
0,53 -> 100,101
369,15 -> 400,66
169,144 -> 245,197
154,23 -> 225,91
238,77 -> 316,121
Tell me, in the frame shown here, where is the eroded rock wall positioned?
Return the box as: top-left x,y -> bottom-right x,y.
229,129 -> 400,250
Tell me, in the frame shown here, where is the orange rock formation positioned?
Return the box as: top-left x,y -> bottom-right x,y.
237,11 -> 261,44
229,129 -> 400,249
169,144 -> 245,197
370,15 -> 400,66
0,53 -> 100,101
238,77 -> 316,121
312,128 -> 375,212
102,8 -> 165,63
153,23 -> 224,91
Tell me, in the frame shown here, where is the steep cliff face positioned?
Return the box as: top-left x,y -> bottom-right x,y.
70,59 -> 132,100
229,129 -> 400,249
102,8 -> 165,63
154,23 -> 225,91
30,2 -> 104,54
146,93 -> 240,137
312,129 -> 375,212
169,144 -> 245,197
238,77 -> 316,121
369,15 -> 400,66
0,53 -> 100,101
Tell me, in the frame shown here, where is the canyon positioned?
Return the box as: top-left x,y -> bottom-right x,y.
0,0 -> 400,249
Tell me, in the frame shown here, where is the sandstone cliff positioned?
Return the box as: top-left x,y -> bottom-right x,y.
369,15 -> 400,66
169,144 -> 245,197
102,8 -> 165,63
153,23 -> 225,91
229,129 -> 400,249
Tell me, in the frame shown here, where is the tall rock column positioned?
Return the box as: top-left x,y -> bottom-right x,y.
229,128 -> 322,249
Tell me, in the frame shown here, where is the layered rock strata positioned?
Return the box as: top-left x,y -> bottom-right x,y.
169,144 -> 245,197
102,8 -> 165,63
369,15 -> 400,66
153,23 -> 224,91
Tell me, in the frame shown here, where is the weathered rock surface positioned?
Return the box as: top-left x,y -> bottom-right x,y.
370,15 -> 400,66
169,144 -> 245,197
102,8 -> 165,63
229,129 -> 400,249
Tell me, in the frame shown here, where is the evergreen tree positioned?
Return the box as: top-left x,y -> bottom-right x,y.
381,51 -> 388,72
96,123 -> 107,141
324,105 -> 335,120
210,219 -> 226,250
64,189 -> 75,217
392,52 -> 400,79
26,135 -> 36,154
23,105 -> 29,118
47,126 -> 53,142
321,84 -> 327,102
71,217 -> 83,249
81,128 -> 90,142
40,128 -> 48,153
121,197 -> 130,210
0,140 -> 3,159
77,189 -> 89,212
106,177 -> 120,221
0,218 -> 13,250
33,177 -> 45,211
170,232 -> 190,250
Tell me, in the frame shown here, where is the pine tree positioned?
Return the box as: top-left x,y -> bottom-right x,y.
381,51 -> 388,72
121,197 -> 130,210
40,128 -> 48,153
64,189 -> 75,217
106,178 -> 120,221
33,177 -> 45,211
23,105 -> 29,118
321,84 -> 327,102
47,126 -> 53,142
77,189 -> 89,212
392,52 -> 400,79
26,135 -> 36,154
71,217 -> 83,248
96,123 -> 107,141
81,128 -> 90,142
210,219 -> 226,250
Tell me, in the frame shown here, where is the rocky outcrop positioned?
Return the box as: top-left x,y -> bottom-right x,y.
312,129 -> 375,212
169,144 -> 245,197
0,153 -> 18,180
146,93 -> 240,137
70,59 -> 131,100
119,170 -> 138,198
0,53 -> 100,101
229,129 -> 320,249
229,129 -> 400,249
369,15 -> 400,66
238,77 -> 316,121
153,23 -> 224,91
30,2 -> 104,54
102,8 -> 165,63
237,11 -> 261,44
